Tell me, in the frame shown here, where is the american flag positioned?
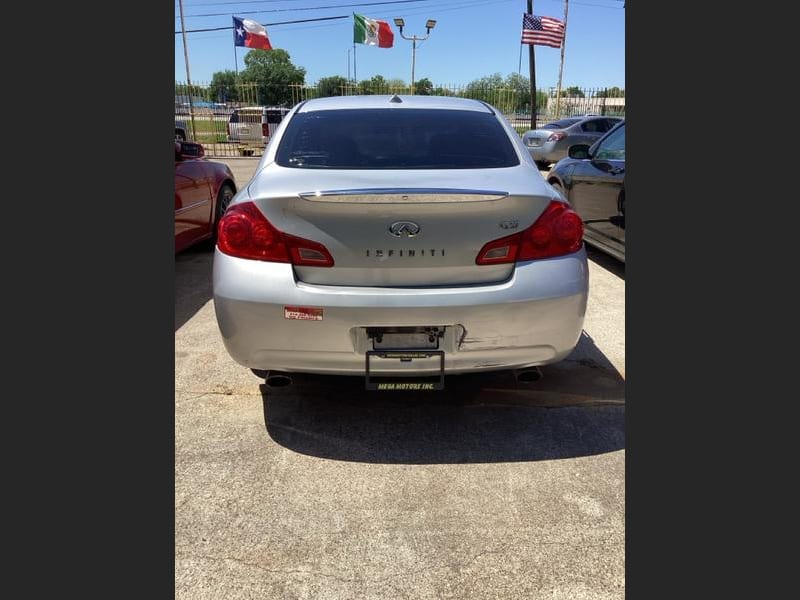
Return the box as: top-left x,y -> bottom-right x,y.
522,13 -> 565,48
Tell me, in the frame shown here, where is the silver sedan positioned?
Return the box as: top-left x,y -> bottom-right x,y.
522,116 -> 623,169
213,95 -> 589,389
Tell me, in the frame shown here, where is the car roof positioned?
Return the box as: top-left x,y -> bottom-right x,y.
234,106 -> 289,111
296,95 -> 495,113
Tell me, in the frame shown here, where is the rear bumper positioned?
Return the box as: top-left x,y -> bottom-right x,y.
526,142 -> 565,162
212,248 -> 589,375
227,136 -> 267,145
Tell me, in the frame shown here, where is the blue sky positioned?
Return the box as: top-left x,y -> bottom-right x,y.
175,0 -> 624,89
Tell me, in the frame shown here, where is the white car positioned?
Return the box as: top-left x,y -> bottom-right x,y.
213,95 -> 589,390
227,106 -> 290,145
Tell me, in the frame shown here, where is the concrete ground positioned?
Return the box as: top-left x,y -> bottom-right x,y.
176,157 -> 625,599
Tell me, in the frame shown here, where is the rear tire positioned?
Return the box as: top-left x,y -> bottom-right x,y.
535,160 -> 550,170
175,129 -> 186,142
211,184 -> 235,244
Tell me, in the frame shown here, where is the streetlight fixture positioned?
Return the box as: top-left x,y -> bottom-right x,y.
394,18 -> 436,95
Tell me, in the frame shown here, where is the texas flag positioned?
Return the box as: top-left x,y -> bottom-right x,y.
233,16 -> 272,50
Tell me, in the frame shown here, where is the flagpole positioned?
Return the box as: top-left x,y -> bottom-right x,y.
353,42 -> 357,82
555,0 -> 569,119
232,16 -> 239,78
178,0 -> 196,141
527,0 -> 537,130
518,43 -> 522,75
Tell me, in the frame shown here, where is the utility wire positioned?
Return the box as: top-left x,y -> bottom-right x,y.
178,0 -> 431,19
175,14 -> 348,33
179,0 -> 313,6
178,0 -> 621,12
181,1 -> 303,5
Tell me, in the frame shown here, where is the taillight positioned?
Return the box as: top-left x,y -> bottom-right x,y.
474,233 -> 520,265
262,123 -> 269,138
547,132 -> 567,142
475,201 -> 583,264
519,201 -> 583,259
217,202 -> 334,267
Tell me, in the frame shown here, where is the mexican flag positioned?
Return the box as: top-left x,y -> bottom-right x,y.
353,13 -> 394,48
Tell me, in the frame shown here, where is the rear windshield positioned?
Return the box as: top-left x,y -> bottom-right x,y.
265,110 -> 286,124
275,108 -> 520,169
542,118 -> 582,129
229,110 -> 262,123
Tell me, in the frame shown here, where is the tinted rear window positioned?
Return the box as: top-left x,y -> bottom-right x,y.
230,110 -> 262,123
275,108 -> 520,169
542,118 -> 582,129
265,110 -> 286,124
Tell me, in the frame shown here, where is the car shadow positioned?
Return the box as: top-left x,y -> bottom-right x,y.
261,331 -> 624,464
175,245 -> 214,331
586,244 -> 625,280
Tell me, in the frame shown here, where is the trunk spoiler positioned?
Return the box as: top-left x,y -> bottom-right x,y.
298,188 -> 508,204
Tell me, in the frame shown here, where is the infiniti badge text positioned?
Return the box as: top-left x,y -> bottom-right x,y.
366,248 -> 445,257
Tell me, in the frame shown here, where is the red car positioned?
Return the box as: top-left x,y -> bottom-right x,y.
174,141 -> 236,253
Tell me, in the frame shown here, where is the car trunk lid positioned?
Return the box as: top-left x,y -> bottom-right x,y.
524,129 -> 561,147
247,166 -> 555,287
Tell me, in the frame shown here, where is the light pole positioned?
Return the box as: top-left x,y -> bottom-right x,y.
177,0 -> 196,141
393,18 -> 436,95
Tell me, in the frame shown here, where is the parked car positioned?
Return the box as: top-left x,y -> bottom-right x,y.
175,120 -> 188,141
547,121 -> 625,262
175,140 -> 236,253
227,106 -> 290,145
212,95 -> 589,390
521,115 -> 623,169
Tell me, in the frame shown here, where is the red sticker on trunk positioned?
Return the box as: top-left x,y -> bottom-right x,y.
284,306 -> 323,321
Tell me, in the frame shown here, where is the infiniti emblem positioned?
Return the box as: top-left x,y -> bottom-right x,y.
388,221 -> 421,237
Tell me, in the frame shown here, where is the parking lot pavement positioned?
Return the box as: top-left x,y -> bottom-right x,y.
176,158 -> 625,599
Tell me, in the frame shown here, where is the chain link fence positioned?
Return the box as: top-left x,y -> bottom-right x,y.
175,82 -> 624,157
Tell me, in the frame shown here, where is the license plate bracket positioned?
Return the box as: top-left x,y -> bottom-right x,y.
367,326 -> 443,350
365,350 -> 445,391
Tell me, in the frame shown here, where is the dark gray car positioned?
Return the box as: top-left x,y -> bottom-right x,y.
547,121 -> 625,262
521,116 -> 623,169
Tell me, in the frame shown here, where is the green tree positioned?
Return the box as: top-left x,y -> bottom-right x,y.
462,73 -> 504,100
502,73 -> 546,112
240,49 -> 306,106
358,75 -> 387,95
460,73 -> 546,113
174,83 -> 209,102
209,70 -> 241,103
317,75 -> 349,97
562,86 -> 585,98
595,86 -> 624,98
414,77 -> 433,95
461,73 -> 505,109
386,78 -> 408,93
